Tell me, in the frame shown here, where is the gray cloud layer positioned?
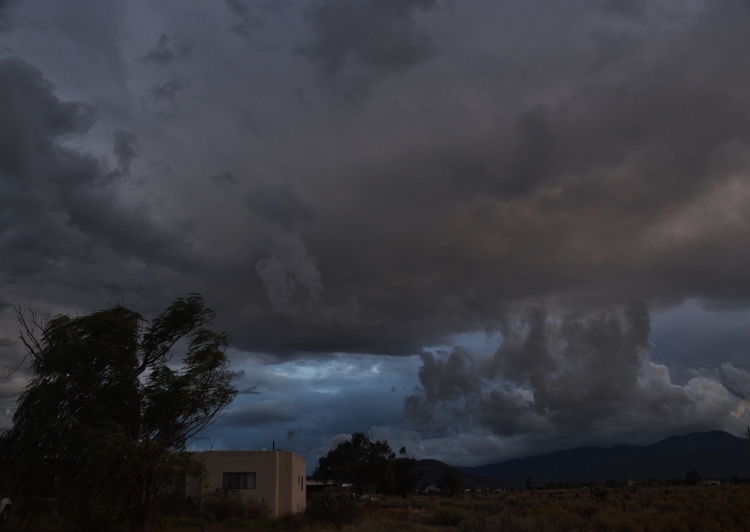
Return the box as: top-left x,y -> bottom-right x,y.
3,0 -> 750,459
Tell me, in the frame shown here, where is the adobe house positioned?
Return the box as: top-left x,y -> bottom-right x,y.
186,450 -> 306,516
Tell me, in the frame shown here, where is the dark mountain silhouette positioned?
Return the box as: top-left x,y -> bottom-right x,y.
456,431 -> 750,486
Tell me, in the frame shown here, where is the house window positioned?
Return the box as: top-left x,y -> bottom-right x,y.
222,472 -> 256,489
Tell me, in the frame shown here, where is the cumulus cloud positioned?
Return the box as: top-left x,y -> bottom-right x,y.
405,304 -> 750,446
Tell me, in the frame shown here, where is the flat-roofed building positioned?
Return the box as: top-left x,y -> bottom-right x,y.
186,450 -> 306,516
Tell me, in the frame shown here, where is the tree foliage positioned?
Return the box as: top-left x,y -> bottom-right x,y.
685,470 -> 702,486
437,469 -> 463,497
393,446 -> 423,498
314,433 -> 394,497
313,434 -> 422,498
2,294 -> 236,532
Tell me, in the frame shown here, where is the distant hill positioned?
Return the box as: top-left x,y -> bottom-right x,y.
457,431 -> 750,486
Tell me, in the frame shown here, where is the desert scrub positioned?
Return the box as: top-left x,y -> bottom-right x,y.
166,516 -> 211,527
201,488 -> 270,522
426,505 -> 468,526
306,491 -> 361,528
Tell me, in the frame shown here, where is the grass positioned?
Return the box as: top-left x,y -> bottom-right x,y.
5,485 -> 750,531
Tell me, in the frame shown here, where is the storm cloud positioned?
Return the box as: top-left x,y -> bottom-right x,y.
300,0 -> 440,75
405,305 -> 747,450
3,0 -> 750,466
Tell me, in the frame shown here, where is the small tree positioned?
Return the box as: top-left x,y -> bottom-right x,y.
313,432 -> 395,498
2,294 -> 237,532
437,469 -> 463,497
685,470 -> 702,486
393,447 -> 423,497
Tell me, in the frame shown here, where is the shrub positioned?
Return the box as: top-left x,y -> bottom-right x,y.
245,496 -> 272,520
306,490 -> 361,528
168,516 -> 211,527
427,505 -> 469,526
203,488 -> 245,521
202,488 -> 270,522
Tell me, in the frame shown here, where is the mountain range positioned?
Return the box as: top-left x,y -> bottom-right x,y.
418,431 -> 750,488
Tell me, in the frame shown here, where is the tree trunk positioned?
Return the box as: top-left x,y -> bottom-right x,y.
129,479 -> 152,532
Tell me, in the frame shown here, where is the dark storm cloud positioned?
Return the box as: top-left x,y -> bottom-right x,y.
254,235 -> 323,314
594,0 -> 646,19
211,171 -> 239,186
0,58 -> 95,169
405,304 -> 744,444
10,0 -> 749,361
225,0 -> 277,36
91,0 -> 750,363
41,0 -> 127,83
0,56 -> 194,281
150,77 -> 190,105
0,0 -> 13,32
452,106 -> 557,198
143,34 -> 192,66
0,56 -> 97,274
220,401 -> 297,427
245,181 -> 315,230
299,0 -> 440,87
112,131 -> 137,176
5,0 -> 750,455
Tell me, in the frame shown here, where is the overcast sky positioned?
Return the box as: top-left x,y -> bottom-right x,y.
2,0 -> 750,472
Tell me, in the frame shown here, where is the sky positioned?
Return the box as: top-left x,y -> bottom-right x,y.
2,0 -> 750,473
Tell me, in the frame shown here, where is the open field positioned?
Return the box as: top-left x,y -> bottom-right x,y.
4,484 -> 750,531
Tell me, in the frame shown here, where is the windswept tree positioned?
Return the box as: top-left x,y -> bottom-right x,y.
2,294 -> 237,532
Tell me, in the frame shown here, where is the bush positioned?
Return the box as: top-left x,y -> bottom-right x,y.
202,488 -> 270,522
306,490 -> 360,528
427,505 -> 469,526
245,496 -> 272,520
169,516 -> 211,527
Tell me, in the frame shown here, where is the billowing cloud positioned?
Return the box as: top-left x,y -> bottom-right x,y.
405,304 -> 750,448
3,0 -> 750,464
